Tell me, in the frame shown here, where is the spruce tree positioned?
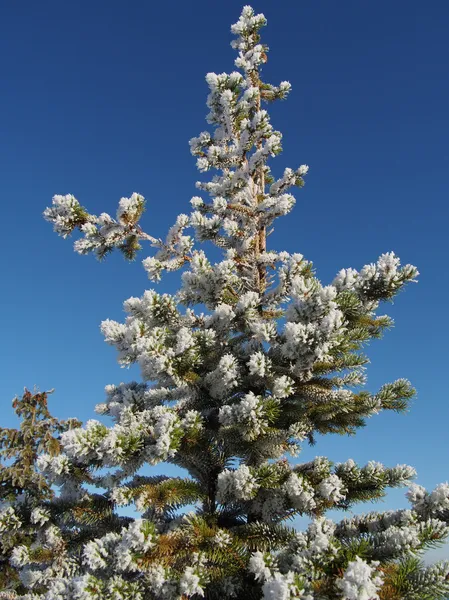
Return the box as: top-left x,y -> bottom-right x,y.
4,6 -> 449,599
0,391 -> 131,599
0,389 -> 80,593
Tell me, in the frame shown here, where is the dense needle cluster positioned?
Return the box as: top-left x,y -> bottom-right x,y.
2,6 -> 449,600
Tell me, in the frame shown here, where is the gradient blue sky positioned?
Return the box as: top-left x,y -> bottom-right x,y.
1,0 -> 448,559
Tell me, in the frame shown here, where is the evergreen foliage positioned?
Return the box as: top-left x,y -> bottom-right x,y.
3,6 -> 449,599
0,390 -> 132,598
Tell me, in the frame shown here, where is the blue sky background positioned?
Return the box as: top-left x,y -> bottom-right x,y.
1,0 -> 448,560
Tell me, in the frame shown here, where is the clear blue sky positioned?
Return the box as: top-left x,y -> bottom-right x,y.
1,0 -> 448,558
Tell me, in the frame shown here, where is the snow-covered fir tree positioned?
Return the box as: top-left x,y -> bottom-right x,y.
4,6 -> 449,599
0,390 -> 133,600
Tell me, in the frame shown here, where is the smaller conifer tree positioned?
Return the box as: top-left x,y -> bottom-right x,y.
0,390 -> 132,598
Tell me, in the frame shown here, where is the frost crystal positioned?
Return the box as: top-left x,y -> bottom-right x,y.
217,465 -> 259,502
336,557 -> 383,600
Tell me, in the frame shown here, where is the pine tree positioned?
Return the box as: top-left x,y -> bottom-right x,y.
0,390 -> 131,598
5,6 -> 449,599
0,389 -> 80,593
